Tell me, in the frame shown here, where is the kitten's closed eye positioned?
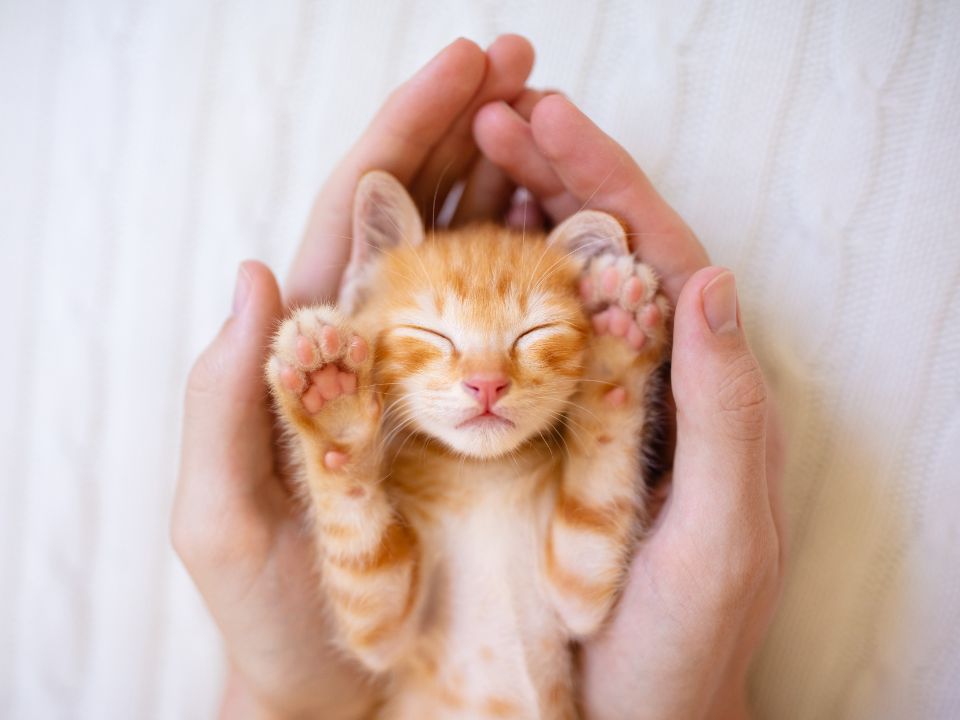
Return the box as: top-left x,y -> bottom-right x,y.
391,324 -> 456,353
393,323 -> 570,354
513,323 -> 571,351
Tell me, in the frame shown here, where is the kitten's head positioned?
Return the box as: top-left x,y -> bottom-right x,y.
341,171 -> 629,459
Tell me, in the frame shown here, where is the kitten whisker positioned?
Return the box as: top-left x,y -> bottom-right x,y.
526,235 -> 616,299
429,158 -> 456,233
537,407 -> 593,448
575,157 -> 623,214
558,399 -> 604,424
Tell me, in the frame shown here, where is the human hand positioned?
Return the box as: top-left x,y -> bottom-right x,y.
173,260 -> 373,720
474,94 -> 787,719
172,36 -> 535,719
287,35 -> 534,306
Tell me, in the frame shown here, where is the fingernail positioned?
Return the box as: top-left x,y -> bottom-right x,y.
232,263 -> 251,315
702,271 -> 738,336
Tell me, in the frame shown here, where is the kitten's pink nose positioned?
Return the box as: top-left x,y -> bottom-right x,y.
463,374 -> 510,409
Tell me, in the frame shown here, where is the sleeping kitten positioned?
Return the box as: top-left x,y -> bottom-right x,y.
265,171 -> 670,719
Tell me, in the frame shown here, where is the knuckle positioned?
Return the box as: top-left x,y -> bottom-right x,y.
716,352 -> 767,443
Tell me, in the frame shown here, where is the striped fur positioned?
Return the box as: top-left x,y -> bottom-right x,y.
265,176 -> 669,718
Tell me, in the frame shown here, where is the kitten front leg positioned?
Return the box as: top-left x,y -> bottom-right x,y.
546,256 -> 670,637
266,305 -> 420,672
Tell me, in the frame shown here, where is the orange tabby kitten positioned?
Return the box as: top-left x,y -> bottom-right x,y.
266,171 -> 670,719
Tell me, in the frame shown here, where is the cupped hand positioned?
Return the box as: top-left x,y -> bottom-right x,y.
475,94 -> 787,719
172,35 -> 535,719
173,261 -> 373,720
287,35 -> 533,306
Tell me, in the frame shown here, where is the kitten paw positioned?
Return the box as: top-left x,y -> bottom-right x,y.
267,306 -> 372,416
579,253 -> 670,354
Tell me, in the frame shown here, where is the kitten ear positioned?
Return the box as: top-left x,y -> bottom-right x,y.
340,170 -> 424,310
545,210 -> 630,266
352,170 -> 424,255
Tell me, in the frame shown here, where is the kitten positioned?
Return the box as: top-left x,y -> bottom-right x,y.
265,171 -> 670,719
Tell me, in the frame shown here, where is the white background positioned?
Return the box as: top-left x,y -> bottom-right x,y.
1,0 -> 958,718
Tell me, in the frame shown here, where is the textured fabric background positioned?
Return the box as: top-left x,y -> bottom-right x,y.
1,1 -> 958,718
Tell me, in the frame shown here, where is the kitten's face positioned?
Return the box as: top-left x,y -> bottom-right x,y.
343,171 -> 629,459
366,227 -> 588,458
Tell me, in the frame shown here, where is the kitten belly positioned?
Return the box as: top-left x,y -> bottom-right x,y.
385,484 -> 575,719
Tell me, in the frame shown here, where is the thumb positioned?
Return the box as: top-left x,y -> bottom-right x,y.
668,267 -> 768,522
173,261 -> 283,554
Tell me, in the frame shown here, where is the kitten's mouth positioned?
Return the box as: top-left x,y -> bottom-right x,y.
456,411 -> 516,430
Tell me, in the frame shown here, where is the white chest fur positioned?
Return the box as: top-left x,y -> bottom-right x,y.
387,456 -> 573,719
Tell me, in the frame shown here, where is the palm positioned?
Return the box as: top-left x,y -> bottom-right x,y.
222,489 -> 374,716
577,405 -> 784,720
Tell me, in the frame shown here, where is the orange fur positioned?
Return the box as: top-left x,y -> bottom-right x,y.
264,172 -> 670,718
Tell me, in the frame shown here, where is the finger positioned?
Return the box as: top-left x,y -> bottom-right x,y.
512,87 -> 551,120
450,155 -> 516,226
666,267 -> 772,535
287,38 -> 488,306
476,94 -> 708,300
473,100 -> 581,219
529,95 -> 709,301
410,34 -> 534,221
174,261 -> 284,542
452,87 -> 551,226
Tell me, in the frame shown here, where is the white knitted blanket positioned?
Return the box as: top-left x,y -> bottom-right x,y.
2,1 -> 958,718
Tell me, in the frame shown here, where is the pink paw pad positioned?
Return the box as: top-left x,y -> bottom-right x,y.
324,450 -> 349,470
582,253 -> 664,351
348,337 -> 368,364
296,335 -> 317,366
640,304 -> 661,329
627,324 -> 647,349
302,383 -> 325,414
601,267 -> 621,298
280,365 -> 305,393
295,363 -> 361,413
272,310 -> 370,415
604,387 -> 627,407
608,306 -> 632,336
312,364 -> 341,400
591,308 -> 611,334
320,325 -> 341,356
339,372 -> 357,395
622,277 -> 645,308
